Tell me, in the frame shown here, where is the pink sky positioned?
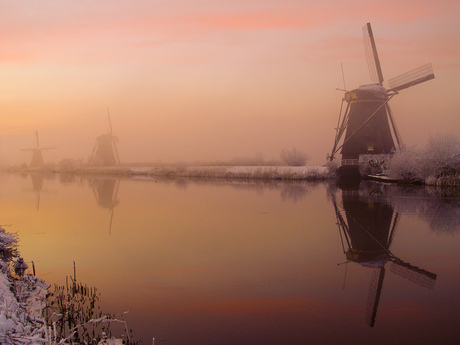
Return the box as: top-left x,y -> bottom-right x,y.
0,0 -> 459,165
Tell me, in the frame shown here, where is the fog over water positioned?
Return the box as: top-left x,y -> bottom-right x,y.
1,1 -> 459,167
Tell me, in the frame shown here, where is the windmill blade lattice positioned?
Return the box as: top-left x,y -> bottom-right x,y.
388,63 -> 435,92
363,23 -> 384,84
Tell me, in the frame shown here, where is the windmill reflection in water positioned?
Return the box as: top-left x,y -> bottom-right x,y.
333,183 -> 437,327
90,178 -> 120,235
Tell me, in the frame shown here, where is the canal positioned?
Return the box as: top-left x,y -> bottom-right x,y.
1,172 -> 459,344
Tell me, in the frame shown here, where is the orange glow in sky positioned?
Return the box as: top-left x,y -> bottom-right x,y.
1,0 -> 459,165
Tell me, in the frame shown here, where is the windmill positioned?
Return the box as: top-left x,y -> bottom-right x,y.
329,23 -> 435,178
90,108 -> 120,166
21,131 -> 56,168
333,183 -> 437,327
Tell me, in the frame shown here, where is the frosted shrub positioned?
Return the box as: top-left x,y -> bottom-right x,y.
420,133 -> 460,178
387,146 -> 422,181
388,134 -> 460,182
280,148 -> 309,166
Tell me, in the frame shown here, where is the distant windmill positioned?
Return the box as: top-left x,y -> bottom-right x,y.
21,131 -> 56,168
90,108 -> 120,166
329,23 -> 435,178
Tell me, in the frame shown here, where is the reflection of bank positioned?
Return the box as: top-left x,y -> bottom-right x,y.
333,183 -> 437,327
90,179 -> 120,235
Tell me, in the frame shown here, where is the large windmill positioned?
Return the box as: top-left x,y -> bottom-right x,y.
21,131 -> 56,168
329,23 -> 435,178
90,108 -> 120,166
333,183 -> 437,327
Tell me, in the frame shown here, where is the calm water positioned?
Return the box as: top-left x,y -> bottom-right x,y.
1,172 -> 460,344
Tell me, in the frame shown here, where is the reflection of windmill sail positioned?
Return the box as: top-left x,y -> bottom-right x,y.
90,108 -> 120,166
365,267 -> 385,327
91,179 -> 120,234
333,184 -> 437,327
389,258 -> 437,290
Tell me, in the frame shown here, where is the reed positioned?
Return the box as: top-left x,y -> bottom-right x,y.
46,263 -> 137,344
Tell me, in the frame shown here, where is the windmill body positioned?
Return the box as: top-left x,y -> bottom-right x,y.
93,133 -> 118,166
329,23 -> 435,179
29,149 -> 45,168
341,84 -> 395,162
21,131 -> 56,168
90,109 -> 120,166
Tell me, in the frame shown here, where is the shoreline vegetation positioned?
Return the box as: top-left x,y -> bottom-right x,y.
0,228 -> 131,345
71,165 -> 333,180
4,163 -> 459,187
4,134 -> 459,186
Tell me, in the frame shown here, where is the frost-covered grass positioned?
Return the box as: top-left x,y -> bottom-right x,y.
129,165 -> 332,180
73,165 -> 333,181
388,134 -> 460,186
0,229 -> 49,345
0,229 -> 132,345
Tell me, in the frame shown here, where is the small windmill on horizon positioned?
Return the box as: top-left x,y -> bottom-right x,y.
21,131 -> 56,168
329,23 -> 435,179
89,108 -> 120,166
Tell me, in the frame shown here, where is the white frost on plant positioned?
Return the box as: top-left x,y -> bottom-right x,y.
129,165 -> 330,180
388,133 -> 460,183
0,229 -> 49,345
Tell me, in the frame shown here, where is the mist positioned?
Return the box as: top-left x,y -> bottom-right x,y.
1,1 -> 459,168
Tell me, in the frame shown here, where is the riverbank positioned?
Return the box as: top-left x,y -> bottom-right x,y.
5,163 -> 460,187
81,165 -> 332,180
0,230 -> 49,345
8,165 -> 333,181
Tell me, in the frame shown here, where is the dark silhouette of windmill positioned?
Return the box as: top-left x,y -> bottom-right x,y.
21,131 -> 56,168
333,183 -> 437,327
90,108 -> 120,166
329,23 -> 435,179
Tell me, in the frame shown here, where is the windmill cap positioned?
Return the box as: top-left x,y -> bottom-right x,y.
346,84 -> 387,101
357,84 -> 387,98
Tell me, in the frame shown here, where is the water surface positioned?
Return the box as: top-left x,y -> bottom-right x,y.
1,172 -> 459,344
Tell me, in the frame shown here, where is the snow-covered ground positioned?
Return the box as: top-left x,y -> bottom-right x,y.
0,230 -> 49,345
0,229 -> 134,345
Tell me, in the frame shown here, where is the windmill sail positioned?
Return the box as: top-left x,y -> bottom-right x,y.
363,23 -> 384,84
388,63 -> 435,92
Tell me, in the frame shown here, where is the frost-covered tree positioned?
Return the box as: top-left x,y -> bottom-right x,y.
420,133 -> 460,178
387,146 -> 423,181
388,133 -> 460,181
280,148 -> 309,166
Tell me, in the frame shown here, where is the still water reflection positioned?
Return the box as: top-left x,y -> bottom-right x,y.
1,172 -> 459,344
